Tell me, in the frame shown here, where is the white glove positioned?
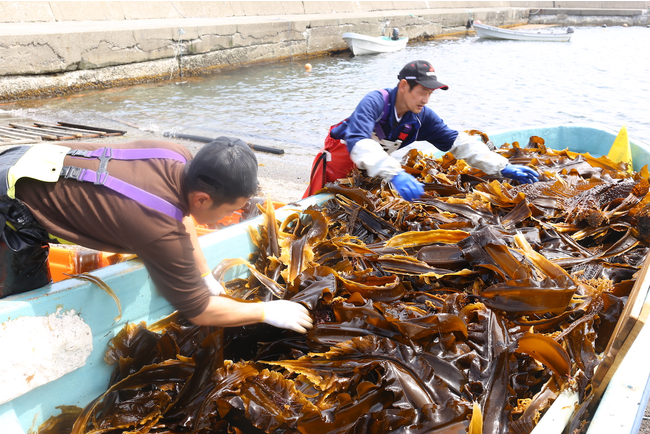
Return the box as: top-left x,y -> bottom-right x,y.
203,273 -> 226,296
261,300 -> 313,333
349,138 -> 403,181
448,132 -> 509,175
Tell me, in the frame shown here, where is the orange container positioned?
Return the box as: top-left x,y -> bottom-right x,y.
48,245 -> 137,283
48,245 -> 104,283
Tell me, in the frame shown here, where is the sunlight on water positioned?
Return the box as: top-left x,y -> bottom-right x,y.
4,26 -> 650,151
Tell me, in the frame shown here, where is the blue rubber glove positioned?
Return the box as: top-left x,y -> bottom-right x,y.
501,164 -> 539,184
391,171 -> 424,201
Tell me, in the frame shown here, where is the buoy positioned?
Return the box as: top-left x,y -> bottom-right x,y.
304,63 -> 312,72
623,23 -> 628,27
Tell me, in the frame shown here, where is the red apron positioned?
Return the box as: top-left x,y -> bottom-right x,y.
303,122 -> 355,198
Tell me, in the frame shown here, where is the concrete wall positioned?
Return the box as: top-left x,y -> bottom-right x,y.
1,1 -> 649,22
0,1 -> 648,102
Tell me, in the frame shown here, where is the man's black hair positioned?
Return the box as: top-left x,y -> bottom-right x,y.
404,79 -> 419,90
185,136 -> 259,205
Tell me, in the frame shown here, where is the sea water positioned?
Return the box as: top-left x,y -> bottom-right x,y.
3,26 -> 649,159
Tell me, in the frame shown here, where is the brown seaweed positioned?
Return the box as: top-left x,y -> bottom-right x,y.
40,131 -> 650,434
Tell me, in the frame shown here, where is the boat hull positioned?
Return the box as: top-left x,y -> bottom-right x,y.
341,32 -> 408,55
474,23 -> 572,42
1,125 -> 649,433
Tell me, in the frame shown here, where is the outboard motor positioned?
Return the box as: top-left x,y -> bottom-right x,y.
391,28 -> 400,40
567,27 -> 575,34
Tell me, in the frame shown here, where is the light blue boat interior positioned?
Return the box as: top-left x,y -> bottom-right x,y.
1,125 -> 649,433
424,124 -> 650,173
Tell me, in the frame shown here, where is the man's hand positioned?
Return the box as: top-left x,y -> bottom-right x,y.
261,300 -> 313,333
501,164 -> 539,184
203,273 -> 226,296
391,171 -> 424,201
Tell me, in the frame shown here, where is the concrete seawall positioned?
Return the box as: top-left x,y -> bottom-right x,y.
0,1 -> 648,102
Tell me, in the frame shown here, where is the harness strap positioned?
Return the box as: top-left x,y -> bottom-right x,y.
374,90 -> 416,146
374,89 -> 391,141
313,152 -> 328,189
63,147 -> 188,222
60,166 -> 184,222
67,148 -> 187,163
398,124 -> 413,141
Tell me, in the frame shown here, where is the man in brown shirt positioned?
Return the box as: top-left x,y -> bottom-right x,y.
0,137 -> 312,333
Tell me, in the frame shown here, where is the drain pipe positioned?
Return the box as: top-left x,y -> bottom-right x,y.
101,116 -> 285,155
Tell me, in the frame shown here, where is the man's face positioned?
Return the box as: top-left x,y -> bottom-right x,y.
401,82 -> 434,114
191,195 -> 249,225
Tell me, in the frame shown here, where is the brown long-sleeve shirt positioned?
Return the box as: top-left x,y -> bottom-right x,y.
15,140 -> 210,317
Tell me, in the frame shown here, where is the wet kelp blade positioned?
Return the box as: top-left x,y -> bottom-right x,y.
212,257 -> 285,299
63,272 -> 122,321
39,130 -> 650,434
385,229 -> 470,248
515,332 -> 571,378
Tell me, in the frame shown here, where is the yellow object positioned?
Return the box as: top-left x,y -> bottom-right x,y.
468,401 -> 483,434
48,235 -> 76,245
6,144 -> 70,198
607,125 -> 633,173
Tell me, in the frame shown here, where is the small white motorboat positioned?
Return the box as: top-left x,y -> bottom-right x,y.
342,28 -> 408,55
473,22 -> 573,42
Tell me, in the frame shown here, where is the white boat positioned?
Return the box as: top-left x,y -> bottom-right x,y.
341,32 -> 408,55
473,22 -> 573,42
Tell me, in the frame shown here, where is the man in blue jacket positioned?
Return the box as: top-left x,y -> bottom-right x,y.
304,60 -> 538,200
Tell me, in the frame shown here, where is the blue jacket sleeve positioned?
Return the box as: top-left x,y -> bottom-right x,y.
417,107 -> 459,152
341,90 -> 386,153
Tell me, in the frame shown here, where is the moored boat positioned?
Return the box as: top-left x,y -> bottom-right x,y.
1,124 -> 649,433
473,22 -> 573,42
342,31 -> 408,56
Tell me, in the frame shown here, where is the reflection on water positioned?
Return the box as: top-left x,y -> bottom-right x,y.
3,26 -> 650,151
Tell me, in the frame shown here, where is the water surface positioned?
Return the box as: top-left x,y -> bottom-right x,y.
4,26 -> 650,155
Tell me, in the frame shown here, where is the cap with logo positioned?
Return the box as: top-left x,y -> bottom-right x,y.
397,60 -> 449,91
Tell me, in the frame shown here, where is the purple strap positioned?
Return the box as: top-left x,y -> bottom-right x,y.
62,147 -> 187,222
374,89 -> 390,141
373,90 -> 416,144
75,168 -> 184,221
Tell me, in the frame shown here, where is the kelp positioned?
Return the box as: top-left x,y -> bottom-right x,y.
41,131 -> 650,434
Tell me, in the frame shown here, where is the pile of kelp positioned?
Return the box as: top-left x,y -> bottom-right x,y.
40,134 -> 650,434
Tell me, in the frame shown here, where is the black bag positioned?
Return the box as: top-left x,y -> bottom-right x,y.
0,199 -> 51,298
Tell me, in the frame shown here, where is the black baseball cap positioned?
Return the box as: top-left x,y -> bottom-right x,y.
398,60 -> 449,91
187,136 -> 258,200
